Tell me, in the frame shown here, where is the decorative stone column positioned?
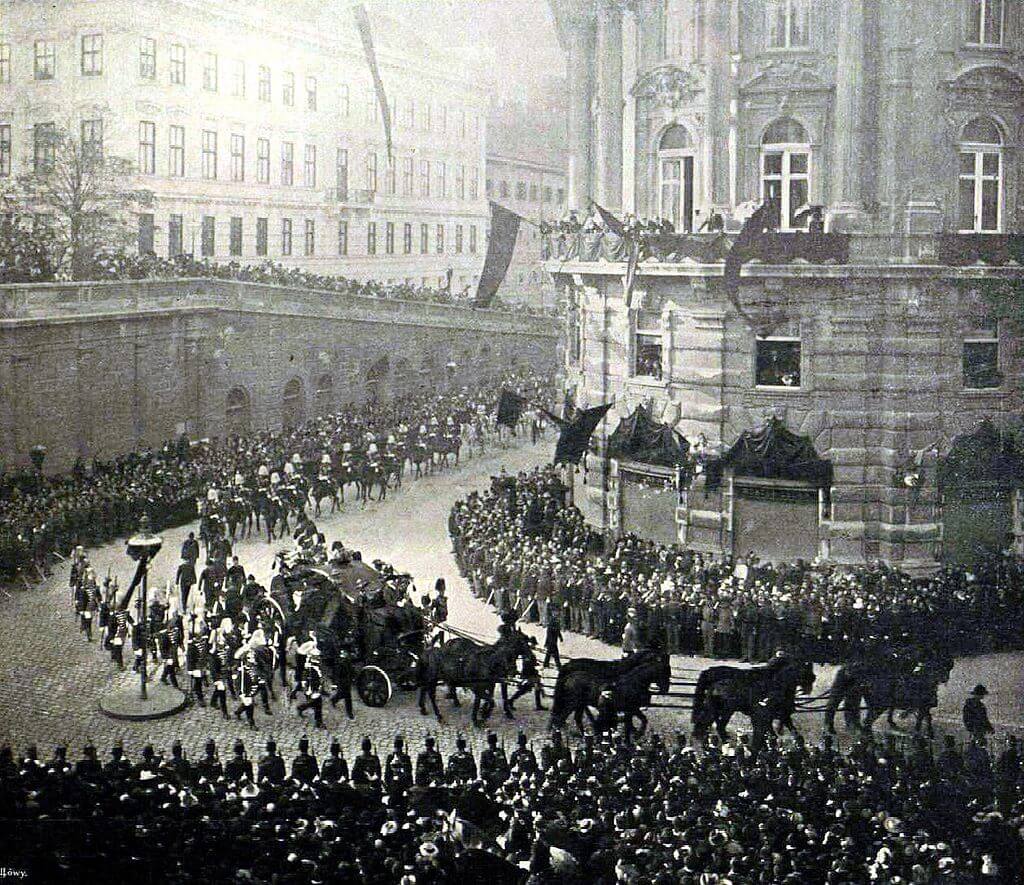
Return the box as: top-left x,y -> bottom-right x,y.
829,0 -> 870,232
596,0 -> 624,212
567,17 -> 597,212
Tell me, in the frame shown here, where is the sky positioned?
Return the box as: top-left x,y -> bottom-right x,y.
370,0 -> 565,102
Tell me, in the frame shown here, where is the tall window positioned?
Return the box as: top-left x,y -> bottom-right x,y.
967,0 -> 1004,45
516,181 -> 527,200
436,224 -> 445,253
282,71 -> 295,106
470,166 -> 479,200
403,222 -> 412,254
201,216 -> 215,257
139,38 -> 156,79
958,118 -> 1002,233
170,44 -> 185,84
81,34 -> 103,76
0,125 -> 11,178
659,125 -> 695,232
138,213 -> 154,254
306,76 -> 317,110
281,218 -> 293,255
385,221 -> 395,254
34,40 -> 56,80
963,324 -> 1001,389
633,312 -> 663,380
230,217 -> 243,256
339,83 -> 350,116
455,224 -> 463,254
304,144 -> 317,188
367,221 -> 377,255
469,225 -> 477,254
231,134 -> 245,182
385,156 -> 396,195
168,214 -> 183,257
81,119 -> 103,168
338,220 -> 348,256
456,164 -> 466,200
169,125 -> 185,176
231,60 -> 245,98
365,151 -> 378,192
420,160 -> 431,197
202,130 -> 218,179
767,0 -> 809,48
0,44 -> 10,84
420,223 -> 429,254
257,138 -> 270,183
402,156 -> 414,195
336,148 -> 348,199
256,217 -> 268,256
202,52 -> 218,91
756,337 -> 801,388
138,121 -> 156,174
281,141 -> 294,185
761,117 -> 811,230
258,65 -> 271,101
304,219 -> 315,256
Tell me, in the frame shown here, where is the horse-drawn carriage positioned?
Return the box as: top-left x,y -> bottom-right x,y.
266,553 -> 425,707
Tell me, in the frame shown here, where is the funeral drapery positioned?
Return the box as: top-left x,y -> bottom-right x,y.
705,417 -> 832,490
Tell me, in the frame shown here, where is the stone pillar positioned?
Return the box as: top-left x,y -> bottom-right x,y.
829,0 -> 870,231
567,18 -> 596,212
596,1 -> 624,212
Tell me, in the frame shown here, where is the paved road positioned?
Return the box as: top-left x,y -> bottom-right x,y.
1,437 -> 1021,766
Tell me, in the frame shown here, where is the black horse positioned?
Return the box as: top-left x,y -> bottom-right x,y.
308,478 -> 340,516
417,631 -> 533,726
824,650 -> 955,737
691,656 -> 816,745
549,649 -> 664,734
590,651 -> 671,741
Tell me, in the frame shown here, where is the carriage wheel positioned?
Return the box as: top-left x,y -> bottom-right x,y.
356,666 -> 392,707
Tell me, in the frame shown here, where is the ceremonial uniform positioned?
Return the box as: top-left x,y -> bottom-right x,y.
233,655 -> 260,728
291,738 -> 320,784
415,738 -> 445,787
479,734 -> 510,791
257,741 -> 286,784
224,741 -> 253,782
509,733 -> 538,775
196,741 -> 223,781
328,647 -> 355,719
321,742 -> 349,782
296,659 -> 325,728
351,739 -> 382,792
446,737 -> 477,784
384,738 -> 414,796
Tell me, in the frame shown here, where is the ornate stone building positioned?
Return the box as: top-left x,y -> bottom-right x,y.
548,0 -> 1024,569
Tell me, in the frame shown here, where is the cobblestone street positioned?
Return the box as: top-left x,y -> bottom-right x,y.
1,439 -> 1022,766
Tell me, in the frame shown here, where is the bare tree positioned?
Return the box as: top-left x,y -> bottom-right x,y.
12,126 -> 154,280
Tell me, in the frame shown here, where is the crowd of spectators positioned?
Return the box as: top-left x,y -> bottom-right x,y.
451,467 -> 1024,664
0,369 -> 554,583
2,727 -> 1022,883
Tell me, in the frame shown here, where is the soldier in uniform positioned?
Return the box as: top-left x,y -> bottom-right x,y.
541,730 -> 572,771
446,735 -> 477,785
415,736 -> 445,787
351,737 -> 382,793
134,744 -> 161,780
320,739 -> 349,782
196,739 -> 223,781
104,742 -> 133,783
162,740 -> 192,787
75,743 -> 102,781
233,650 -> 259,729
296,653 -> 325,728
176,556 -> 197,611
479,732 -> 510,792
291,736 -> 320,784
208,648 -> 230,719
509,731 -> 538,775
328,637 -> 355,720
109,605 -> 131,670
384,736 -> 413,796
224,739 -> 253,782
258,739 -> 286,784
185,614 -> 209,706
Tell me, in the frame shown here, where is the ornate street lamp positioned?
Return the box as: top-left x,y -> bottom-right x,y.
125,516 -> 163,700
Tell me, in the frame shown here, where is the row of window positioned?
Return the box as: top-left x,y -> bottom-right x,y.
0,37 -> 481,140
485,178 -> 565,205
662,0 -> 1008,57
656,116 -> 1009,234
140,214 -> 480,261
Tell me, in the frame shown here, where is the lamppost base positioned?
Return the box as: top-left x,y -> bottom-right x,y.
98,671 -> 188,721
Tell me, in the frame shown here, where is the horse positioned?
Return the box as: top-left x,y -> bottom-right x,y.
308,477 -> 340,517
257,493 -> 286,543
333,460 -> 358,504
824,650 -> 954,737
411,441 -> 431,478
358,460 -> 388,504
224,494 -> 250,541
549,649 -> 665,734
691,656 -> 816,746
416,631 -> 534,726
435,432 -> 462,470
589,651 -> 671,741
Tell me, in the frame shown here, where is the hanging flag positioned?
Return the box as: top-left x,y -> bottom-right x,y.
722,195 -> 780,331
496,389 -> 528,430
592,202 -> 625,237
352,3 -> 393,162
623,237 -> 641,309
554,402 -> 614,465
474,202 -> 522,308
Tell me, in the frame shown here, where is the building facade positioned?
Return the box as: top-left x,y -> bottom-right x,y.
549,0 -> 1024,570
0,0 -> 489,291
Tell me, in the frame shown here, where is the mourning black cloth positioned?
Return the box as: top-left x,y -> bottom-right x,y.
352,3 -> 393,161
607,405 -> 690,467
554,402 -> 614,465
496,389 -> 528,430
474,203 -> 521,307
939,419 -> 1024,491
592,202 -> 625,237
705,416 -> 832,490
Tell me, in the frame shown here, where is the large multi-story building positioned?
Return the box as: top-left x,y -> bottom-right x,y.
0,0 -> 489,291
548,0 -> 1024,570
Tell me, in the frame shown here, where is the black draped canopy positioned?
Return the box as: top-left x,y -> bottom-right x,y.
606,405 -> 690,467
939,419 -> 1024,491
705,417 -> 831,490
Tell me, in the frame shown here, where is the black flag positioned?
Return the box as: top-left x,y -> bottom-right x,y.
496,389 -> 528,430
722,196 -> 779,330
592,202 -> 625,237
554,402 -> 614,465
474,202 -> 522,308
352,3 -> 393,162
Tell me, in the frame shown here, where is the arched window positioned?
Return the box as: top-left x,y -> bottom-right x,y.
658,125 -> 695,232
958,117 -> 1002,233
767,0 -> 809,49
761,118 -> 810,230
282,377 -> 305,431
314,374 -> 333,415
225,387 -> 251,435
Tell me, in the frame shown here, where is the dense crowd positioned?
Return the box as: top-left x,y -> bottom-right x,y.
2,727 -> 1022,883
451,468 -> 1024,663
0,368 -> 554,582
